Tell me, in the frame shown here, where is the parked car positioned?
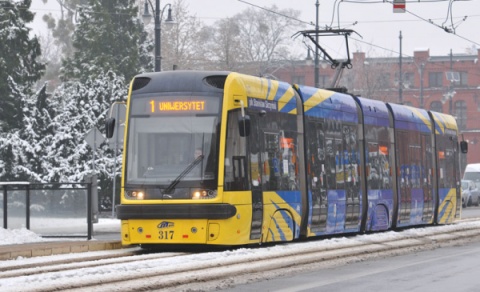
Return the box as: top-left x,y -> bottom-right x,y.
461,179 -> 480,208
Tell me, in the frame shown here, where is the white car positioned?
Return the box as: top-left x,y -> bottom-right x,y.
461,179 -> 480,208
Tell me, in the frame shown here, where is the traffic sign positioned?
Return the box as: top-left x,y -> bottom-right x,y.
85,127 -> 105,150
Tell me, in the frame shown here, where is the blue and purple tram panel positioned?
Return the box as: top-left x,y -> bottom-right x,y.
296,85 -> 362,235
354,96 -> 394,231
387,103 -> 434,227
429,110 -> 460,224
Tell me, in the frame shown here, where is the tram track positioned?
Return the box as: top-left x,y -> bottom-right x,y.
1,220 -> 480,292
0,250 -> 189,280
73,224 -> 480,292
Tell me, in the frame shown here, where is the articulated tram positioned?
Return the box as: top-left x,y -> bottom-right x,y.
106,71 -> 467,247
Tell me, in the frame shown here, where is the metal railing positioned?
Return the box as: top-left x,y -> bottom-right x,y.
1,181 -> 95,240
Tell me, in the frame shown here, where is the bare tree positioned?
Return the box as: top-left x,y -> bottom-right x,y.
342,49 -> 395,100
203,17 -> 244,71
41,0 -> 87,58
201,5 -> 303,74
160,0 -> 207,70
36,31 -> 63,91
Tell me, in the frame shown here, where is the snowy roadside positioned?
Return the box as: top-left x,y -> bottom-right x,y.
0,217 -> 120,245
1,221 -> 480,292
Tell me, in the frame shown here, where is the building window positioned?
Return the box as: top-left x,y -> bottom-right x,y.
292,75 -> 305,85
455,101 -> 467,130
377,73 -> 390,89
404,72 -> 414,88
459,72 -> 468,86
430,101 -> 443,113
319,75 -> 329,88
395,72 -> 414,88
428,72 -> 443,88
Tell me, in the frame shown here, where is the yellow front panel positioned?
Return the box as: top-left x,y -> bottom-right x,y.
208,204 -> 257,245
121,204 -> 258,246
123,219 -> 208,245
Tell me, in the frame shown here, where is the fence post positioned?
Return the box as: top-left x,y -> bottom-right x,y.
2,185 -> 7,229
85,173 -> 100,240
87,180 -> 92,240
84,174 -> 99,224
26,184 -> 30,230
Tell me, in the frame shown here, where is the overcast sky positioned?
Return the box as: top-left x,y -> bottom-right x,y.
29,0 -> 480,59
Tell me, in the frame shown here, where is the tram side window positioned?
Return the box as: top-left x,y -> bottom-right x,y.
364,125 -> 391,190
409,141 -> 421,188
367,143 -> 380,189
343,125 -> 359,187
380,143 -> 392,188
444,137 -> 456,189
421,134 -> 433,187
436,136 -> 452,189
324,121 -> 343,190
437,136 -> 456,189
437,141 -> 446,189
334,138 -> 344,190
260,111 -> 299,191
224,110 -> 248,191
307,121 -> 326,191
325,138 -> 335,189
366,142 -> 390,189
263,132 -> 280,190
397,131 -> 409,187
278,131 -> 299,190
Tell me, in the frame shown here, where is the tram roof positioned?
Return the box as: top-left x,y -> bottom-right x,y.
295,85 -> 358,113
130,70 -> 230,94
429,110 -> 459,133
387,102 -> 432,133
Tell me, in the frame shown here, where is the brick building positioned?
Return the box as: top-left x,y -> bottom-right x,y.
271,49 -> 480,171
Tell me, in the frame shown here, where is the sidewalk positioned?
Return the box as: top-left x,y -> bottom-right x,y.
0,239 -> 123,261
0,218 -> 123,261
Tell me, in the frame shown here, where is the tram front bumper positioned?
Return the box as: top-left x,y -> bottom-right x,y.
117,203 -> 237,245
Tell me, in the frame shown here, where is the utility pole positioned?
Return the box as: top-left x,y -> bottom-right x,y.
449,49 -> 453,115
399,31 -> 403,104
154,0 -> 161,71
419,63 -> 425,108
314,0 -> 320,88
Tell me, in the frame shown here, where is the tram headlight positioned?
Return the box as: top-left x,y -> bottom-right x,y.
191,189 -> 217,200
125,190 -> 145,200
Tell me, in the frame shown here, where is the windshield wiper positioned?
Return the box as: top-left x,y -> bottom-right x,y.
163,155 -> 204,195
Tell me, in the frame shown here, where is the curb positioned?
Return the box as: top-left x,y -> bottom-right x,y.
0,240 -> 123,261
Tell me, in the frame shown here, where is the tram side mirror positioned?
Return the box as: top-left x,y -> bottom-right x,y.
460,140 -> 468,154
238,115 -> 251,137
105,118 -> 116,139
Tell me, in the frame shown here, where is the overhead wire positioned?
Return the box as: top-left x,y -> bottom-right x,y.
326,0 -> 480,55
237,0 -> 313,26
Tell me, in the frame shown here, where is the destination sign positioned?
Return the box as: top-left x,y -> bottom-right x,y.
130,95 -> 220,116
149,100 -> 206,113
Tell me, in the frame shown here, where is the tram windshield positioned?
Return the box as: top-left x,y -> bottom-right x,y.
125,95 -> 221,186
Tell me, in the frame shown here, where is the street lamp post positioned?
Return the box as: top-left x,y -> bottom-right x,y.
143,0 -> 174,72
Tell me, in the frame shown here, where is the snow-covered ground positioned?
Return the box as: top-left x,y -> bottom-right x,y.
0,217 -> 120,245
0,221 -> 480,292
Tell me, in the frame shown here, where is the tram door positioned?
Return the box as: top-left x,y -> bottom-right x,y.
396,130 -> 413,225
421,134 -> 434,222
307,121 -> 328,233
342,125 -> 361,230
432,132 -> 460,223
248,114 -> 263,240
452,136 -> 461,220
